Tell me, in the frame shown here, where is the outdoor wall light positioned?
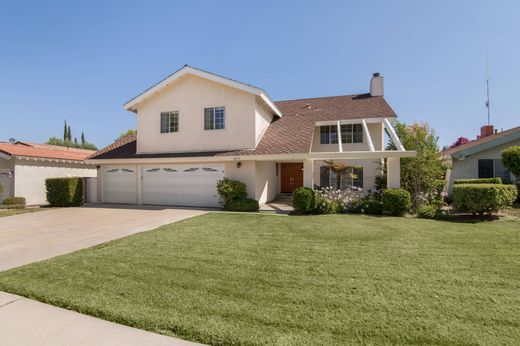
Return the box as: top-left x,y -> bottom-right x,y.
236,162 -> 242,168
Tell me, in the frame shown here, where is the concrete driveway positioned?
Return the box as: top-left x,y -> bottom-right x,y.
0,204 -> 208,271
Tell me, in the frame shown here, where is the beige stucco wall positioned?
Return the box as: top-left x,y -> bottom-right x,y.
255,161 -> 279,204
254,98 -> 274,146
447,138 -> 520,192
311,122 -> 384,152
13,159 -> 97,205
135,74 -> 276,154
313,158 -> 382,193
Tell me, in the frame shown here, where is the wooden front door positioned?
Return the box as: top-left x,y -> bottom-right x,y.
280,163 -> 304,193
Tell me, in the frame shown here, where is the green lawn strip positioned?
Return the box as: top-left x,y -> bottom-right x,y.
0,208 -> 42,218
0,213 -> 519,345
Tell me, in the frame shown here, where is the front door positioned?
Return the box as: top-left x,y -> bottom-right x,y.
280,163 -> 304,193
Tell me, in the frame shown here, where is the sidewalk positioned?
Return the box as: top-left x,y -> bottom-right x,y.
0,292 -> 202,346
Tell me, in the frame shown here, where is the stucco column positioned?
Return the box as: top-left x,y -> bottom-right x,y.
387,157 -> 401,188
303,159 -> 314,188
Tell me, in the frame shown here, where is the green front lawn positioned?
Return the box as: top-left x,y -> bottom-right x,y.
1,213 -> 519,345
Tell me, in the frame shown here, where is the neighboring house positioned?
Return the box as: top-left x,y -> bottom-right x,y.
443,125 -> 520,192
88,65 -> 415,207
0,141 -> 96,205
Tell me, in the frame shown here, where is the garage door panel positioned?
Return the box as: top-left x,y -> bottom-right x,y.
142,165 -> 224,207
102,167 -> 137,204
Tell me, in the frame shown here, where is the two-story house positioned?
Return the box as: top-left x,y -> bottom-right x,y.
88,65 -> 415,207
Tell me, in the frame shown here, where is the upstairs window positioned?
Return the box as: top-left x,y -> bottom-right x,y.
160,111 -> 179,133
341,124 -> 363,144
320,125 -> 338,144
320,124 -> 363,144
204,107 -> 225,130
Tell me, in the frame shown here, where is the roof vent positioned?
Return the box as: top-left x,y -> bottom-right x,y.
303,104 -> 312,109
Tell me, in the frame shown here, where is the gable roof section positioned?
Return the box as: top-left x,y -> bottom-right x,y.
0,143 -> 94,161
90,93 -> 397,160
123,65 -> 282,117
443,125 -> 520,159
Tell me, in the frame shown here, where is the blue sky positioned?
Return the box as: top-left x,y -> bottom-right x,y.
1,0 -> 519,148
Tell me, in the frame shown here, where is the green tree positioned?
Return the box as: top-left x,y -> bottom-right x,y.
501,146 -> 520,180
386,121 -> 447,211
117,129 -> 137,140
63,120 -> 68,141
81,131 -> 85,145
67,125 -> 72,142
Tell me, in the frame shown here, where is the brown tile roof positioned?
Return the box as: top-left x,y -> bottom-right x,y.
90,93 -> 397,160
443,125 -> 520,156
16,141 -> 95,154
0,143 -> 95,161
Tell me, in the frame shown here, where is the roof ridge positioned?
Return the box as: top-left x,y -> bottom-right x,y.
274,93 -> 370,103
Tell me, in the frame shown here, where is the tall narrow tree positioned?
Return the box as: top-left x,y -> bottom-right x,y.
81,131 -> 85,145
63,120 -> 68,141
67,125 -> 72,142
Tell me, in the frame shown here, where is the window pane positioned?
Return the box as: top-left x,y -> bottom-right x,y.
353,124 -> 363,143
346,124 -> 353,143
204,108 -> 214,130
215,107 -> 225,129
320,126 -> 330,144
353,167 -> 363,189
320,166 -> 331,187
160,112 -> 169,133
340,125 -> 347,143
478,159 -> 494,178
170,112 -> 179,132
330,125 -> 338,144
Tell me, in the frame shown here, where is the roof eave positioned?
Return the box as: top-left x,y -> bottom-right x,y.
451,131 -> 520,160
123,65 -> 282,117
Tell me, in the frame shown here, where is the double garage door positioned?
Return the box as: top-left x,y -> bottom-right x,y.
101,164 -> 224,207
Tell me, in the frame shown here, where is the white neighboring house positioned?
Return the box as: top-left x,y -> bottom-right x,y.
0,141 -> 97,205
443,125 -> 520,193
88,65 -> 416,208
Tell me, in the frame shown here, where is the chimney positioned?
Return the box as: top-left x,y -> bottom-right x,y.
370,72 -> 384,97
480,125 -> 494,138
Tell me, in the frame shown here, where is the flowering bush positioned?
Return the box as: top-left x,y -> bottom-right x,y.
313,186 -> 363,214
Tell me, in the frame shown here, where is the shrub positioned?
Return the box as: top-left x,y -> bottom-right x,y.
292,187 -> 316,213
453,178 -> 502,185
501,146 -> 520,178
2,196 -> 26,207
452,184 -> 517,215
45,177 -> 83,207
417,204 -> 442,219
347,198 -> 383,215
216,178 -> 247,205
224,198 -> 259,212
314,196 -> 341,214
382,189 -> 411,216
0,183 -> 3,196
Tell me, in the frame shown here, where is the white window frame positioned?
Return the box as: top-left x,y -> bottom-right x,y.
160,111 -> 179,133
204,107 -> 225,130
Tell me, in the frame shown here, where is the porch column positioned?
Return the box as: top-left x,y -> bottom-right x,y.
387,157 -> 401,188
303,159 -> 314,188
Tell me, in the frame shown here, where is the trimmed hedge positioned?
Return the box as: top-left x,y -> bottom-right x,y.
452,184 -> 517,215
292,187 -> 316,213
417,204 -> 442,219
347,198 -> 383,215
224,198 -> 259,212
453,178 -> 502,185
45,177 -> 83,207
0,204 -> 25,210
2,196 -> 26,207
382,189 -> 411,216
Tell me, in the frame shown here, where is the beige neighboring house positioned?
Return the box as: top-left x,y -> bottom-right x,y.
88,65 -> 415,208
0,141 -> 96,205
443,125 -> 520,193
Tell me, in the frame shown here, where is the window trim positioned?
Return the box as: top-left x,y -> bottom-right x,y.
204,106 -> 225,130
160,111 -> 179,133
320,124 -> 363,145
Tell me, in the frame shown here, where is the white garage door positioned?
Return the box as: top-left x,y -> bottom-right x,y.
142,164 -> 224,207
102,167 -> 137,204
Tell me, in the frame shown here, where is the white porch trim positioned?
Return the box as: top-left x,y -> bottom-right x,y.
361,119 -> 375,152
383,118 -> 405,152
336,121 -> 343,152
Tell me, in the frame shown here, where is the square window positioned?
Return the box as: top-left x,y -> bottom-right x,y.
160,111 -> 179,133
320,126 -> 337,144
478,159 -> 494,178
204,107 -> 225,130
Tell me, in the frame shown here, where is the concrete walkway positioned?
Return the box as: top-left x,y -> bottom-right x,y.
0,292 -> 200,345
0,204 -> 208,345
0,204 -> 208,271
